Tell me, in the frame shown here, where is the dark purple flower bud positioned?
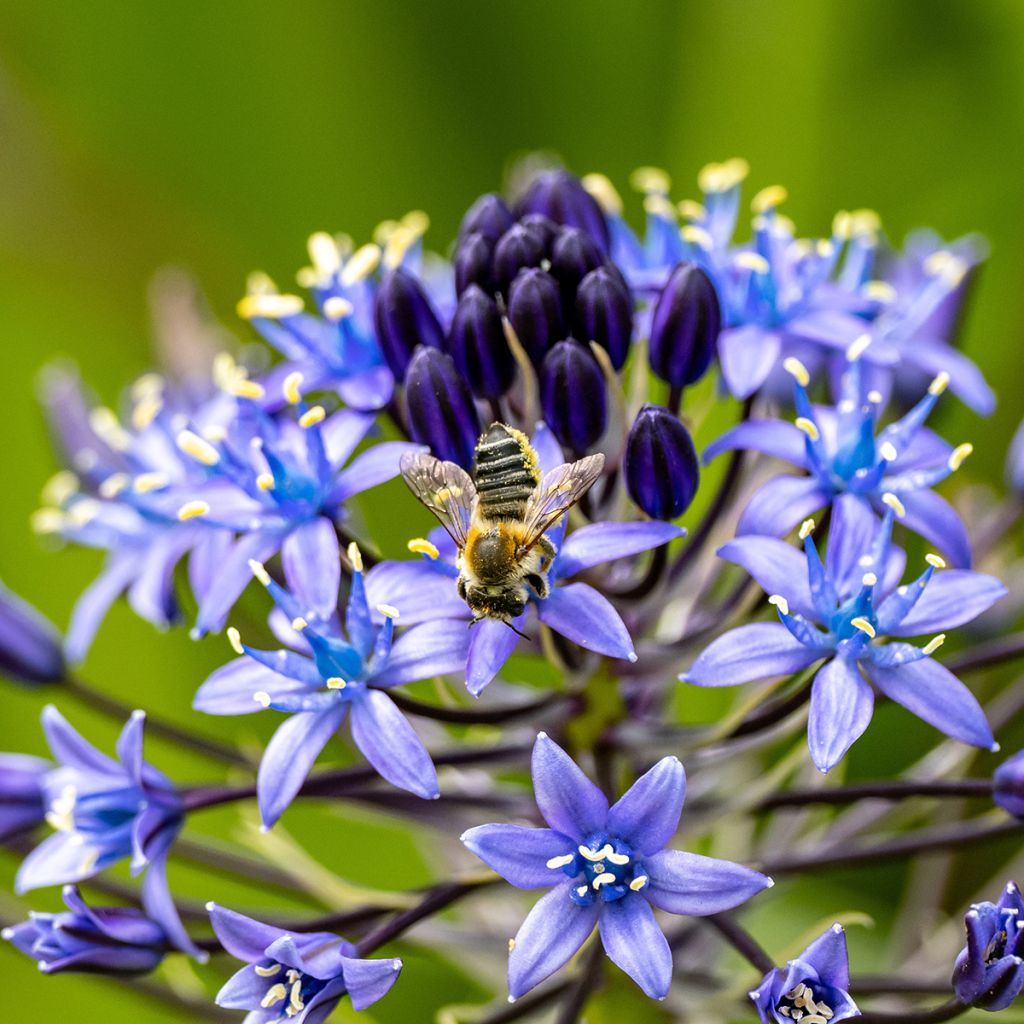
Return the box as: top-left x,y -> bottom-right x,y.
459,192 -> 514,243
994,751 -> 1024,818
4,885 -> 168,974
518,169 -> 610,251
454,232 -> 495,297
0,582 -> 65,686
447,286 -> 516,400
518,213 -> 558,255
549,227 -> 604,305
404,346 -> 481,469
624,404 -> 699,519
492,223 -> 545,293
0,753 -> 49,841
540,339 -> 607,456
648,262 -> 722,388
575,266 -> 634,370
507,268 -> 564,366
953,883 -> 1024,1011
372,268 -> 445,379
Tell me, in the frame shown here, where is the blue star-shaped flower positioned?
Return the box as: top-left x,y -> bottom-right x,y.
194,549 -> 470,828
683,495 -> 1004,772
462,733 -> 771,999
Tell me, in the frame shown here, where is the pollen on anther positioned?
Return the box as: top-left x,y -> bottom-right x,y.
324,296 -> 354,321
846,334 -> 872,362
928,371 -> 950,396
799,518 -> 816,540
237,294 -> 304,320
581,173 -> 623,215
227,627 -> 243,655
347,542 -> 364,573
299,406 -> 326,429
407,537 -> 439,560
376,603 -> 400,620
879,441 -> 899,462
850,617 -> 876,638
228,379 -> 266,401
794,417 -> 819,441
735,251 -> 770,275
177,429 -> 221,465
133,472 -> 169,494
546,853 -> 575,870
881,493 -> 906,518
949,443 -> 973,471
751,184 -> 787,214
867,389 -> 884,404
507,937 -> 516,952
768,594 -> 790,616
926,553 -> 946,569
283,372 -> 304,406
862,572 -> 878,587
681,224 -> 714,250
340,244 -> 381,287
177,500 -> 210,521
783,357 -> 810,387
248,560 -> 271,586
256,472 -> 275,492
629,875 -> 649,891
923,634 -> 946,655
292,617 -> 308,632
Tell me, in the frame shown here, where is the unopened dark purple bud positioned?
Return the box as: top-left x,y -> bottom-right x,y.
575,267 -> 634,370
550,227 -> 605,306
648,262 -> 722,388
507,269 -> 564,365
518,213 -> 558,255
518,170 -> 610,251
624,404 -> 699,519
493,224 -> 545,293
404,346 -> 481,470
373,268 -> 445,378
540,339 -> 607,455
447,285 -> 516,400
454,232 -> 495,297
0,583 -> 65,686
459,192 -> 514,243
993,751 -> 1024,819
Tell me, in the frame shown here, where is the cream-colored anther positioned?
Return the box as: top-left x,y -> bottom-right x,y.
697,157 -> 749,193
862,572 -> 878,587
507,938 -> 516,952
948,443 -> 973,471
630,166 -> 671,194
376,604 -> 400,621
292,617 -> 308,632
592,872 -> 616,890
783,357 -> 810,387
643,193 -> 677,221
681,224 -> 714,249
260,984 -> 287,1009
864,280 -> 897,303
326,677 -> 347,690
629,876 -> 649,891
928,371 -> 950,396
923,634 -> 946,655
606,851 -> 630,866
253,691 -> 271,708
407,537 -> 439,560
31,508 -> 65,534
308,231 -> 342,279
227,378 -> 266,401
248,559 -> 271,586
133,472 -> 169,494
867,389 -> 883,404
546,853 -> 575,870
346,541 -> 364,573
846,334 -> 872,361
768,595 -> 790,616
323,296 -> 354,321
298,406 -> 326,429
881,493 -> 906,518
237,294 -> 304,320
254,964 -> 281,977
177,429 -> 221,466
227,627 -> 243,655
925,553 -> 946,569
340,244 -> 381,287
751,185 -> 787,213
177,500 -> 210,521
578,844 -> 614,862
98,473 -> 130,499
42,471 -> 79,507
850,617 -> 876,638
799,519 -> 816,540
282,372 -> 304,406
581,173 -> 623,215
879,441 -> 899,462
795,417 -> 819,441
832,210 -> 852,240
256,472 -> 275,492
735,251 -> 770,274
677,199 -> 706,221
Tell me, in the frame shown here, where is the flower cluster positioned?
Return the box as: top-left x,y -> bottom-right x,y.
2,161 -> 1022,1022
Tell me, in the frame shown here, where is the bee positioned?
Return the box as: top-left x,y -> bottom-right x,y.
400,423 -> 604,632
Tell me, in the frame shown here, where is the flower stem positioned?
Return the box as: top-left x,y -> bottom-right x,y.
944,630 -> 1024,674
758,777 -> 992,811
385,690 -> 565,725
858,997 -> 968,1023
554,939 -> 605,1024
704,912 -> 776,973
64,676 -> 249,767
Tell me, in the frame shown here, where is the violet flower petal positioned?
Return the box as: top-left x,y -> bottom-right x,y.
598,894 -> 673,998
881,570 -> 1006,636
807,657 -> 875,773
682,622 -> 828,687
644,849 -> 772,916
281,517 -> 340,622
460,824 -> 574,888
737,475 -> 829,539
606,756 -> 685,856
536,582 -> 635,661
555,522 -> 684,578
371,619 -> 471,686
531,733 -> 609,840
338,953 -> 403,1011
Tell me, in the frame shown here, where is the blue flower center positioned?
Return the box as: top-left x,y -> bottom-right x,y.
254,960 -> 328,1020
984,909 -> 1020,964
774,979 -> 835,1022
548,836 -> 649,906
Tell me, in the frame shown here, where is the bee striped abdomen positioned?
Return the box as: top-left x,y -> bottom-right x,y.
473,423 -> 540,520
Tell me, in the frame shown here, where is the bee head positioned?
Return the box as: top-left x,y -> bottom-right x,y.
465,584 -> 527,623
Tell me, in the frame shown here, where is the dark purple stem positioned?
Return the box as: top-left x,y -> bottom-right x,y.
759,778 -> 993,811
858,997 -> 968,1023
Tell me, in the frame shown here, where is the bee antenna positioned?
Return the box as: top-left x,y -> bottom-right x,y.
506,621 -> 531,641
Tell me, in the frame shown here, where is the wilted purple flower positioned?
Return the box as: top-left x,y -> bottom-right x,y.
953,882 -> 1024,1011
447,285 -> 516,399
0,753 -> 50,841
194,551 -> 468,827
0,582 -> 65,685
517,169 -> 610,252
575,266 -> 634,370
750,924 -> 860,1023
372,267 -> 446,379
540,339 -> 607,456
15,706 -> 200,959
507,268 -> 565,366
648,262 -> 721,389
706,352 -> 974,566
4,885 -> 169,975
462,734 -> 771,999
624,404 -> 700,520
994,752 -> 1024,819
404,346 -> 482,470
209,903 -> 401,1020
368,425 -> 681,695
684,496 -> 1003,771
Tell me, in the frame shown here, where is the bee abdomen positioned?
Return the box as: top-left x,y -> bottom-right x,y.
474,423 -> 540,520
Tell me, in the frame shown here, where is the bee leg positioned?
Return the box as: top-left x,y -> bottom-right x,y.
525,573 -> 550,599
536,535 -> 557,572
456,575 -> 468,601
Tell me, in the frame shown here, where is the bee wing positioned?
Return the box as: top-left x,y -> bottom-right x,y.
521,453 -> 605,548
399,451 -> 477,550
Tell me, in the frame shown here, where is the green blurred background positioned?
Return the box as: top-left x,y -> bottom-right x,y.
2,1 -> 1024,1020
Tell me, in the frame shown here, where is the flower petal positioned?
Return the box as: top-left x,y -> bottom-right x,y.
507,883 -> 599,999
799,924 -> 851,991
465,617 -> 521,696
116,710 -> 146,788
320,408 -> 375,468
330,442 -> 423,502
364,560 -> 465,624
207,904 -> 286,963
644,849 -> 772,915
737,476 -> 829,539
537,582 -> 635,661
531,733 -> 608,840
865,657 -> 994,749
555,521 -> 684,578
257,704 -> 347,829
703,419 -> 810,468
339,954 -> 403,1011
141,851 -> 206,960
824,493 -> 879,598
719,325 -> 781,399
882,570 -> 1007,636
193,658 -> 313,715
281,518 -> 340,622
41,704 -> 118,775
215,964 -> 267,1010
807,657 -> 874,773
598,894 -> 673,999
718,537 -> 817,619
194,531 -> 285,637
682,622 -> 827,687
460,824 -> 574,888
606,757 -> 685,856
349,690 -> 438,799
895,488 -> 972,569
372,619 -> 470,686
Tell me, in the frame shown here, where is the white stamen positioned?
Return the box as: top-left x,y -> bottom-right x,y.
861,572 -> 877,586
735,251 -> 770,275
881,492 -> 906,518
581,173 -> 623,215
751,184 -> 787,214
132,472 -> 169,494
298,405 -> 326,429
253,691 -> 272,708
697,157 -> 749,193
255,964 -> 281,977
592,872 -> 616,889
248,559 -> 271,586
237,294 -> 303,320
850,617 -> 876,638
578,844 -> 614,862
347,541 -> 364,572
879,441 -> 898,462
227,627 -> 243,655
630,166 -> 671,194
678,199 -> 706,221
923,634 -> 946,655
948,443 -> 973,471
846,334 -> 872,362
783,357 -> 810,387
283,372 -> 304,406
260,983 -> 288,1008
292,617 -> 308,632
629,875 -> 649,891
925,553 -> 946,569
799,518 -> 816,540
681,224 -> 714,249
177,500 -> 210,521
324,296 -> 354,321
326,677 -> 347,690
256,472 -> 275,491
98,473 -> 130,498
546,854 -> 575,870
606,852 -> 630,866
768,595 -> 790,616
795,417 -> 819,441
340,244 -> 381,287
